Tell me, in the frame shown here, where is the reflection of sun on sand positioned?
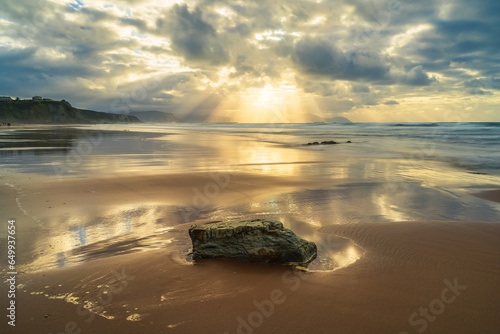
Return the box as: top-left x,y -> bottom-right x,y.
15,220 -> 500,333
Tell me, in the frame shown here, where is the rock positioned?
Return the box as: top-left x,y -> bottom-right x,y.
189,219 -> 317,264
305,140 -> 339,146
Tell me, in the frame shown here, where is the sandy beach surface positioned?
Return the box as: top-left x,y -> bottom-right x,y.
1,124 -> 500,333
8,219 -> 500,334
473,189 -> 500,204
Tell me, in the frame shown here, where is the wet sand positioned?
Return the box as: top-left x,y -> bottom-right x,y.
1,173 -> 500,334
473,189 -> 500,204
9,220 -> 500,334
2,125 -> 500,333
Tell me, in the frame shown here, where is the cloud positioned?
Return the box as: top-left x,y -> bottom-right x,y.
384,100 -> 399,105
159,4 -> 229,66
401,2 -> 500,83
400,65 -> 436,86
0,0 -> 498,121
224,23 -> 252,37
0,46 -> 36,64
351,84 -> 370,93
315,97 -> 356,114
76,7 -> 114,22
0,45 -> 104,96
120,17 -> 149,31
465,78 -> 500,90
292,37 -> 436,89
292,37 -> 390,82
299,80 -> 343,97
467,89 -> 492,95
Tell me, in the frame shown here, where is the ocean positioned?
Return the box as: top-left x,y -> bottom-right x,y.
158,122 -> 500,174
2,122 -> 499,174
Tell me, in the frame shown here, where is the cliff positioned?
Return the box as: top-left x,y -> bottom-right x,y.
0,100 -> 141,124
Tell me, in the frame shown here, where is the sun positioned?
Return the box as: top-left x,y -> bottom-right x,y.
249,85 -> 283,109
238,84 -> 302,123
205,80 -> 322,123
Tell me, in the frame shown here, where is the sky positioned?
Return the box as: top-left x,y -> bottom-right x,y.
1,0 -> 499,122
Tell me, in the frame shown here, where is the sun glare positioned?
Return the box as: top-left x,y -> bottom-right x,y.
250,85 -> 282,108
238,84 -> 302,123
204,82 -> 326,123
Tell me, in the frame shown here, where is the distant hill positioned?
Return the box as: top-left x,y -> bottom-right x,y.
324,116 -> 352,123
0,100 -> 141,124
129,110 -> 181,123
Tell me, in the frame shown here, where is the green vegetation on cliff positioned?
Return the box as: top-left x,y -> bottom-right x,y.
0,100 -> 141,124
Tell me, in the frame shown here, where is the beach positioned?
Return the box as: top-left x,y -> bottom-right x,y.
1,123 -> 500,333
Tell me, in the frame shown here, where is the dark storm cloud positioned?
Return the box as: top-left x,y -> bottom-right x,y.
415,20 -> 500,64
293,37 -> 390,82
158,4 -> 229,65
292,36 -> 435,88
444,0 -> 500,21
402,0 -> 500,82
0,46 -> 36,64
465,78 -> 500,90
0,45 -> 103,96
400,65 -> 435,86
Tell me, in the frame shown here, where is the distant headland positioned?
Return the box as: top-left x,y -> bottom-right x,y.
0,96 -> 352,124
0,96 -> 141,124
